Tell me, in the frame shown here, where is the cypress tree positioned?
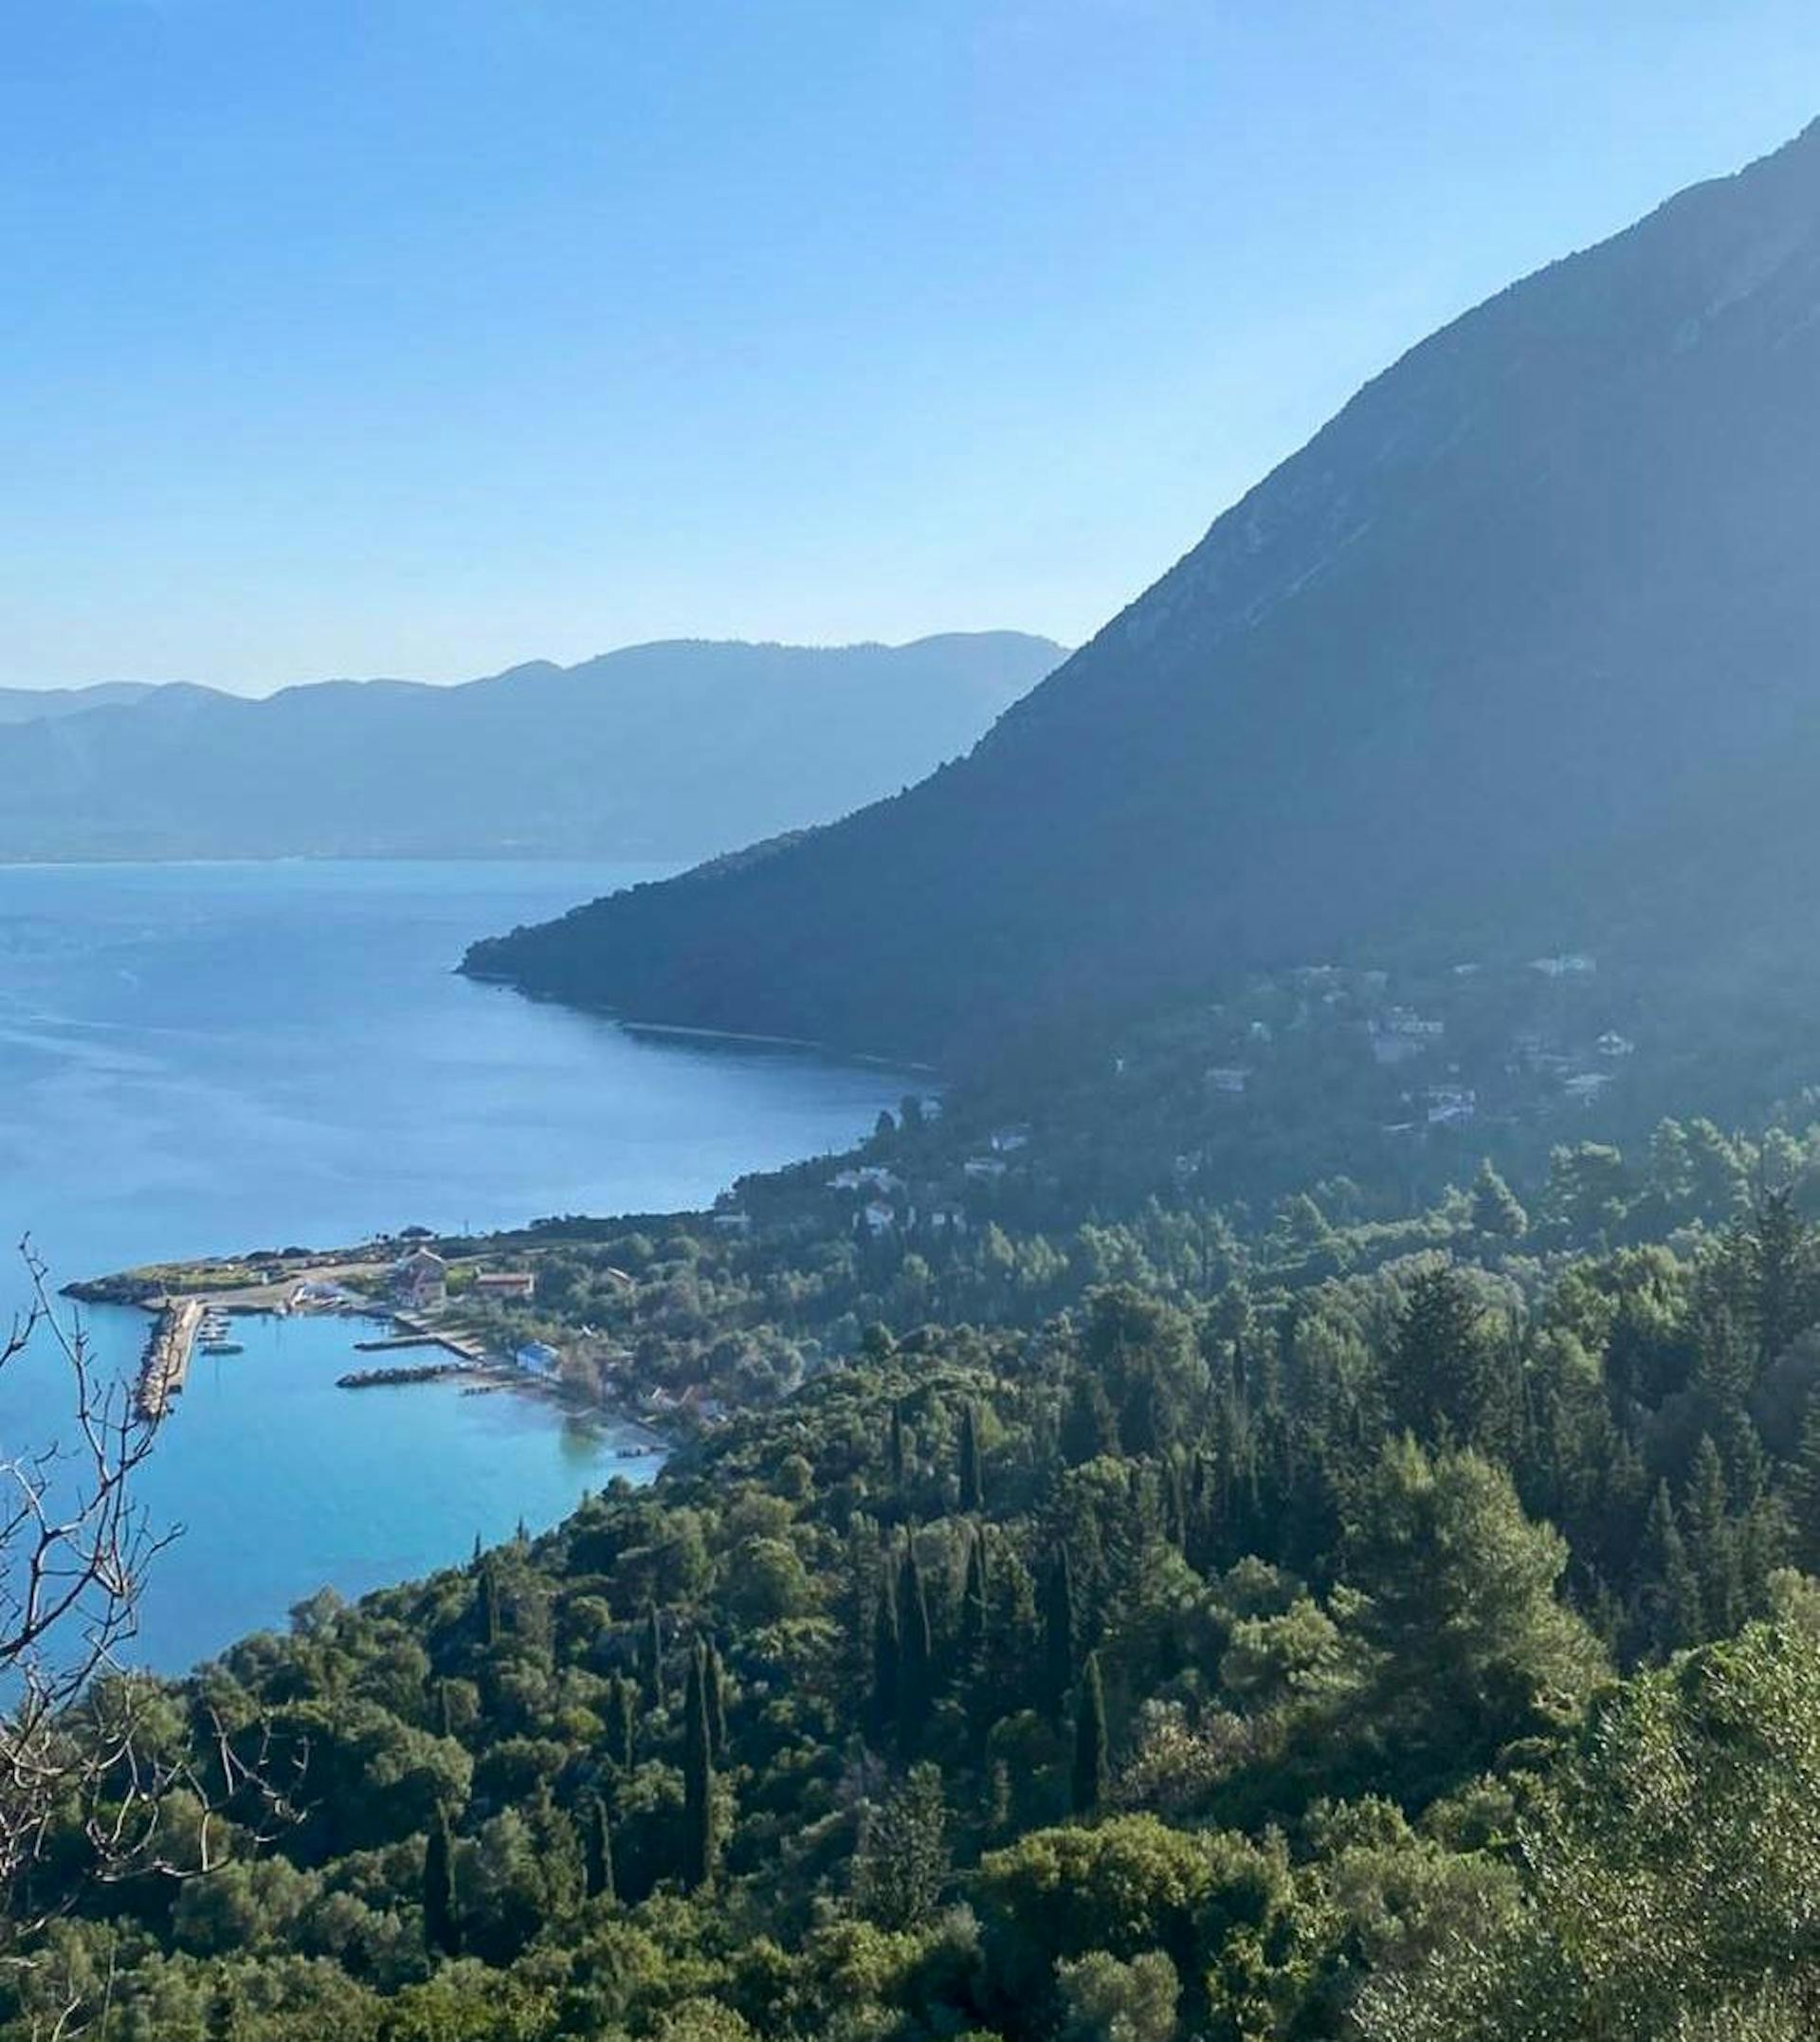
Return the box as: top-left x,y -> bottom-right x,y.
480,1560 -> 502,1648
423,1805 -> 461,1958
870,1557 -> 901,1742
682,1641 -> 714,1891
1684,1433 -> 1741,1639
605,1672 -> 637,1771
1071,1651 -> 1109,1817
960,1525 -> 989,1678
1786,1390 -> 1820,1572
958,1402 -> 984,1512
1633,1481 -> 1702,1662
640,1601 -> 665,1711
1042,1546 -> 1076,1721
703,1636 -> 728,1762
435,1677 -> 455,1741
889,1404 -> 907,1489
582,1793 -> 616,1902
898,1540 -> 935,1745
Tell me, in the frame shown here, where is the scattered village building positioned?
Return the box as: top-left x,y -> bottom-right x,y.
964,1157 -> 1008,1182
1426,1085 -> 1479,1127
476,1269 -> 537,1303
861,1200 -> 897,1236
711,1209 -> 753,1235
1370,1010 -> 1445,1066
828,1164 -> 906,1194
1596,1030 -> 1637,1059
1206,1066 -> 1251,1095
1531,952 -> 1597,978
927,1204 -> 968,1233
990,1126 -> 1030,1154
391,1248 -> 447,1309
515,1340 -> 563,1377
1564,1070 -> 1614,1103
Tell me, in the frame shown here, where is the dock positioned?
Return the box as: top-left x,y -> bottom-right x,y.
135,1298 -> 206,1422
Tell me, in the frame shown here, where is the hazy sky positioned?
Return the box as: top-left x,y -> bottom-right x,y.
7,2 -> 1820,692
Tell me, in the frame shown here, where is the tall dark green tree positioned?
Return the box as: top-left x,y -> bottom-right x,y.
898,1540 -> 935,1743
640,1601 -> 665,1712
960,1525 -> 989,1680
703,1636 -> 728,1762
480,1560 -> 502,1649
582,1793 -> 616,1902
1071,1651 -> 1109,1817
1683,1434 -> 1742,1641
1786,1391 -> 1820,1573
682,1642 -> 715,1892
423,1805 -> 461,1959
1389,1263 -> 1507,1450
1043,1545 -> 1077,1722
605,1673 -> 637,1772
889,1403 -> 908,1490
870,1559 -> 901,1742
1631,1480 -> 1702,1662
958,1401 -> 984,1512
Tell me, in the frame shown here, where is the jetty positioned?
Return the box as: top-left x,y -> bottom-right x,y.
135,1299 -> 205,1422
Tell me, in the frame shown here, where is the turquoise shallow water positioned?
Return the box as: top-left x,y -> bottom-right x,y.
0,860 -> 914,1670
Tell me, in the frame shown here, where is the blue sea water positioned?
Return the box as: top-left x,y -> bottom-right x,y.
0,860 -> 915,1671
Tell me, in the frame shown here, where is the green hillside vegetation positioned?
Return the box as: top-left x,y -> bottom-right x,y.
16,1145 -> 1820,2037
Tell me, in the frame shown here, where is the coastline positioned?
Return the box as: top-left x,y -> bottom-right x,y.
65,1244 -> 676,1458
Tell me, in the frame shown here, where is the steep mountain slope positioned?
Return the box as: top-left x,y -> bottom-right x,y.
0,634 -> 1062,863
467,120 -> 1820,1061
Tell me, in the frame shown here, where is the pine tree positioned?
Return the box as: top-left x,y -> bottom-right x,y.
1071,1651 -> 1109,1817
1042,1546 -> 1077,1722
640,1601 -> 665,1712
703,1636 -> 728,1762
1470,1158 -> 1529,1242
605,1672 -> 637,1772
1061,1373 -> 1119,1466
898,1540 -> 935,1745
958,1402 -> 984,1512
682,1641 -> 714,1892
582,1793 -> 616,1902
423,1805 -> 461,1958
205,1968 -> 239,2042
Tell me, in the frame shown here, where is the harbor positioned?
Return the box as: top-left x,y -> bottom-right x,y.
133,1298 -> 206,1422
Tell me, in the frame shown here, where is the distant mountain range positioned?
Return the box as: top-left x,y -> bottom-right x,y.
0,635 -> 1064,864
466,119 -> 1820,1062
0,682 -> 157,724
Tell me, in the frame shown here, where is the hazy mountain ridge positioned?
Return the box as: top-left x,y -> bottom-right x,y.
465,119 -> 1820,1061
0,633 -> 1064,863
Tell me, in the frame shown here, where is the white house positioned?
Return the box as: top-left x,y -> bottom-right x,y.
1206,1067 -> 1251,1096
1596,1031 -> 1636,1059
861,1201 -> 897,1235
1426,1085 -> 1478,1128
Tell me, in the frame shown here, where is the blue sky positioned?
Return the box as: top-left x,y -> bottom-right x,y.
6,2 -> 1820,692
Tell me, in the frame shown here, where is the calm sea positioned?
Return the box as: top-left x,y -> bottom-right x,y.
0,860 -> 914,1670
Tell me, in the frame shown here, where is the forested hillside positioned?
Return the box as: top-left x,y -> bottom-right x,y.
467,119 -> 1820,1062
20,1094 -> 1820,2037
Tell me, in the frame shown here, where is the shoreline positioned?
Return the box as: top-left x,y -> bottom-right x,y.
69,1254 -> 674,1457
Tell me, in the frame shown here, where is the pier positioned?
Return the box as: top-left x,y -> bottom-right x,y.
135,1298 -> 205,1422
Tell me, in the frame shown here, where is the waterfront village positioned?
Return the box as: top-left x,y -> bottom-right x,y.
68,945 -> 1710,1447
